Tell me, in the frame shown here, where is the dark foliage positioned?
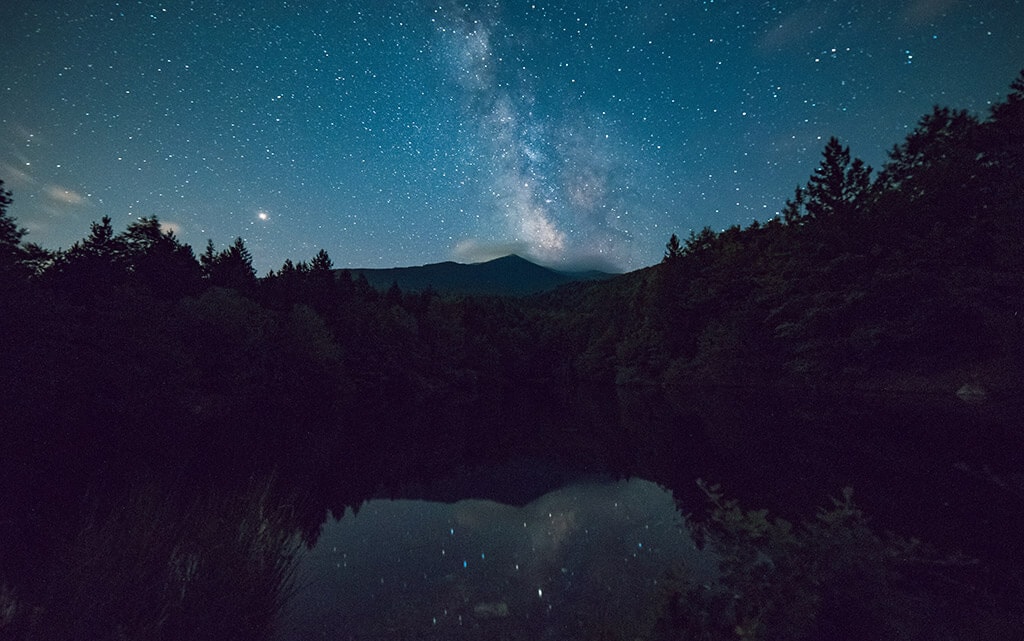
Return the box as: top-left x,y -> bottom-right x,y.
1,72 -> 1023,638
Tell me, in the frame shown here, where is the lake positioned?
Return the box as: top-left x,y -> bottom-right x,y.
275,478 -> 714,641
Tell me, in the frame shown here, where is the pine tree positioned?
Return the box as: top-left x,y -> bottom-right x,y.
200,239 -> 218,279
202,238 -> 257,290
226,237 -> 255,274
983,69 -> 1024,206
0,180 -> 29,280
876,107 -> 979,200
385,280 -> 403,305
0,180 -> 23,248
781,185 -> 805,225
219,237 -> 257,288
78,216 -> 122,261
804,137 -> 871,221
989,68 -> 1024,132
663,234 -> 684,263
310,249 -> 334,273
684,227 -> 718,256
121,216 -> 201,295
53,216 -> 126,288
121,216 -> 167,257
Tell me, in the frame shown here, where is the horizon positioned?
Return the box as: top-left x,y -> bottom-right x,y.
343,252 -> 626,275
3,2 -> 1022,273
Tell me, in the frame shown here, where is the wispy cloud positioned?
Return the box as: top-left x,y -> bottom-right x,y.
452,238 -> 532,263
44,185 -> 87,206
902,0 -> 957,25
0,162 -> 35,186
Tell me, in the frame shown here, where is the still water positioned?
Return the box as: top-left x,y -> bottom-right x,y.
276,479 -> 713,640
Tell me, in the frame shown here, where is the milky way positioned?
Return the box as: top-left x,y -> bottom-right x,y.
2,1 -> 1021,272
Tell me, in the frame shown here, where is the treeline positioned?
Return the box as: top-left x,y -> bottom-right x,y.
1,192 -> 599,638
532,72 -> 1024,507
550,71 -> 1023,393
560,71 -> 1024,572
0,179 -> 629,631
527,72 -> 1024,639
0,71 -> 1022,639
0,214 -> 576,515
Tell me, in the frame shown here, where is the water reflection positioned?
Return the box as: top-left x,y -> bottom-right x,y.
277,479 -> 713,640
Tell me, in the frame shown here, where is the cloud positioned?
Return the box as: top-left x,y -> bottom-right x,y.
452,238 -> 533,263
159,220 -> 183,236
902,0 -> 957,25
44,185 -> 87,205
0,163 -> 35,186
759,2 -> 949,52
758,4 -> 831,51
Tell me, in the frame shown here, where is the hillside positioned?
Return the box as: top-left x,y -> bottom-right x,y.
346,254 -> 615,296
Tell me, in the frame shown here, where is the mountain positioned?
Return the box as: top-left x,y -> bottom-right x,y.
344,254 -> 616,296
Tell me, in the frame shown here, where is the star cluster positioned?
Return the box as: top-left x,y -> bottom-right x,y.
2,1 -> 1021,272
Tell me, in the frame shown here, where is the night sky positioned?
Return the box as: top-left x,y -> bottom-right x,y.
3,1 -> 1022,273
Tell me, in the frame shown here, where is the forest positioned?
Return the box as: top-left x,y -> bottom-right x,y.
0,71 -> 1022,640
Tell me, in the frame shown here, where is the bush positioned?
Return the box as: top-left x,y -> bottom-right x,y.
651,481 -> 996,641
1,478 -> 302,641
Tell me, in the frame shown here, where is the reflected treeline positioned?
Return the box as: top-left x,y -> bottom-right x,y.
0,71 -> 1022,639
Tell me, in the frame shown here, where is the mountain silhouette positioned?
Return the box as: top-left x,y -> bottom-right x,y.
345,254 -> 615,296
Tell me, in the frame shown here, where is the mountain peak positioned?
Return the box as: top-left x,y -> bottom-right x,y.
481,253 -> 534,265
500,253 -> 528,261
347,254 -> 613,296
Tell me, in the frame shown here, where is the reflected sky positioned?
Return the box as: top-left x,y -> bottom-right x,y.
277,479 -> 712,641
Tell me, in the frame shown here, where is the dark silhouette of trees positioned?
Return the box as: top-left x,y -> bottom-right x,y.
0,180 -> 35,283
876,107 -> 979,199
48,216 -> 127,294
200,238 -> 218,275
985,69 -> 1024,174
682,226 -> 717,257
803,136 -> 872,223
979,69 -> 1024,269
44,215 -> 202,297
780,185 -> 804,225
385,279 -> 403,305
263,249 -> 340,313
0,180 -> 23,251
3,70 -> 1024,641
77,216 -> 122,260
201,236 -> 257,290
663,233 -> 684,262
121,216 -> 202,295
309,248 -> 333,273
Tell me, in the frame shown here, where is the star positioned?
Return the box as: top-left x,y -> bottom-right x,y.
1,1 -> 1021,272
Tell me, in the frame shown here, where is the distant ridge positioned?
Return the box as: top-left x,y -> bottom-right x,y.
345,254 -> 615,296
